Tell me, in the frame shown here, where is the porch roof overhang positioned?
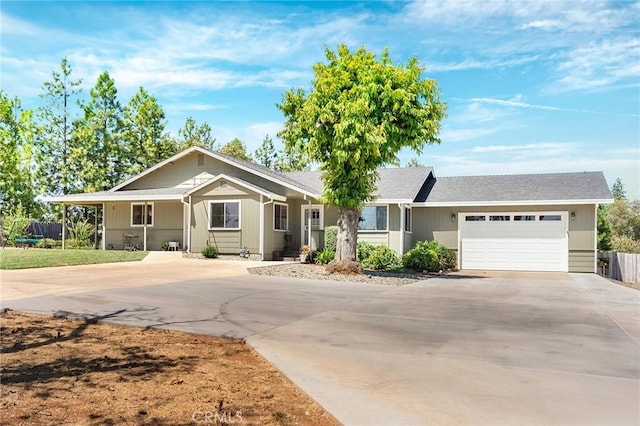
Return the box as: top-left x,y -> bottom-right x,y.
182,174 -> 287,202
43,188 -> 185,204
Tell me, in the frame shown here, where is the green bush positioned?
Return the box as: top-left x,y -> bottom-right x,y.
324,226 -> 338,252
610,235 -> 640,253
402,240 -> 456,272
362,245 -> 401,271
68,219 -> 95,248
315,248 -> 335,265
201,245 -> 219,258
356,241 -> 375,263
2,205 -> 31,246
35,238 -> 56,248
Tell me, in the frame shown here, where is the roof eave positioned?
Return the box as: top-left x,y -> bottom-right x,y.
43,194 -> 184,203
416,198 -> 614,207
183,174 -> 287,202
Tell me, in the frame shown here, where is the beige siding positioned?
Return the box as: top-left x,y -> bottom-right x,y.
404,232 -> 413,253
103,201 -> 183,251
569,250 -> 596,273
190,194 -> 260,255
413,204 -> 597,273
358,232 -> 389,246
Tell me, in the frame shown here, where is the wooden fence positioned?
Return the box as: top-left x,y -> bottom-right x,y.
598,252 -> 640,284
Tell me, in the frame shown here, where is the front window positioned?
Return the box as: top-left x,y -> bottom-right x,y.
404,207 -> 412,232
274,203 -> 288,231
209,201 -> 240,229
131,203 -> 153,227
359,206 -> 388,231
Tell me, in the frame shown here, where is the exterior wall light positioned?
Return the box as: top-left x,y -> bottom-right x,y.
451,213 -> 456,222
571,211 -> 576,221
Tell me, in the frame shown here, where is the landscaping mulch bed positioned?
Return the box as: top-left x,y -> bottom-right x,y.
249,263 -> 434,286
0,310 -> 338,426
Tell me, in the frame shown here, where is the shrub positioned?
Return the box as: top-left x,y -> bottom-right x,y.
324,226 -> 338,252
201,245 -> 218,258
356,241 -> 375,263
67,219 -> 95,248
402,240 -> 456,272
315,248 -> 335,265
610,235 -> 640,253
2,205 -> 31,246
362,245 -> 402,271
35,238 -> 56,249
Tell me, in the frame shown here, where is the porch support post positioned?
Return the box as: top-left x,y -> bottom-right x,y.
307,199 -> 312,250
399,203 -> 405,255
102,203 -> 106,250
188,196 -> 192,253
259,195 -> 264,260
94,205 -> 99,249
61,203 -> 66,250
143,202 -> 148,251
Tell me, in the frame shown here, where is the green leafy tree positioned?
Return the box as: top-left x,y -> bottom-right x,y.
608,199 -> 640,241
219,138 -> 252,161
597,204 -> 612,251
278,44 -> 446,272
36,58 -> 82,200
74,71 -> 126,192
123,87 -> 177,174
407,157 -> 424,167
178,117 -> 216,150
274,144 -> 310,172
611,178 -> 627,200
253,134 -> 277,168
0,92 -> 43,217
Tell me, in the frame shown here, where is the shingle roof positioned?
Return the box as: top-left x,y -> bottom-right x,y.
423,172 -> 612,204
283,167 -> 434,202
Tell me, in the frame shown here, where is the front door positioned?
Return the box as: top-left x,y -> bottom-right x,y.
301,205 -> 322,248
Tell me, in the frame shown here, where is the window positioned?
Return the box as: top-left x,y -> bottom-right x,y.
465,215 -> 486,221
490,215 -> 510,221
209,201 -> 240,229
539,215 -> 562,221
404,207 -> 412,232
131,203 -> 153,227
514,215 -> 536,221
359,206 -> 388,231
274,203 -> 288,231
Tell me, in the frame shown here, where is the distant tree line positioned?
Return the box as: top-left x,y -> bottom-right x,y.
0,58 -> 307,220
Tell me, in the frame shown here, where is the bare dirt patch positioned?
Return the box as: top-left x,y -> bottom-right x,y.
0,310 -> 338,426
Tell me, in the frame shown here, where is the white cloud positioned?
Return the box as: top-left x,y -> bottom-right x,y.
243,122 -> 283,148
553,38 -> 640,93
440,128 -> 497,143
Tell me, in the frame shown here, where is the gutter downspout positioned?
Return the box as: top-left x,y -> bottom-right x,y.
260,195 -> 275,261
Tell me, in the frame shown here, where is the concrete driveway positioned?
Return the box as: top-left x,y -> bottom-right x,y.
2,257 -> 639,426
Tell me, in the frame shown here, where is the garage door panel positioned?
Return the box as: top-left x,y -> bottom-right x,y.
459,212 -> 568,272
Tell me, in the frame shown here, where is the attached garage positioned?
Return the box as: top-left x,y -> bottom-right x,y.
459,212 -> 569,272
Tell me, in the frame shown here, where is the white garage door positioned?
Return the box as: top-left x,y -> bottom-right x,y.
459,212 -> 568,272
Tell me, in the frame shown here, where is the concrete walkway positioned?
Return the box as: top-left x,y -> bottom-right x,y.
1,258 -> 638,425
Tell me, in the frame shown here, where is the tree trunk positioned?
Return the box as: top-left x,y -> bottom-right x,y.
327,207 -> 363,274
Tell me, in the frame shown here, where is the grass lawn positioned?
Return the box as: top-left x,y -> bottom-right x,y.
0,248 -> 148,270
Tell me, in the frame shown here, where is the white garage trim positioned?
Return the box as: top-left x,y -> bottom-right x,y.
458,211 -> 569,272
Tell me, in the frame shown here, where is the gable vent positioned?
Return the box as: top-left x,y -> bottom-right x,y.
197,154 -> 205,166
219,180 -> 228,187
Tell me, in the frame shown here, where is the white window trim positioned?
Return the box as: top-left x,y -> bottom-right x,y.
208,200 -> 241,230
359,205 -> 389,232
131,202 -> 154,227
404,206 -> 412,233
273,202 -> 289,232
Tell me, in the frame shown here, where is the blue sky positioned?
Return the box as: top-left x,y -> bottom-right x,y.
2,1 -> 639,199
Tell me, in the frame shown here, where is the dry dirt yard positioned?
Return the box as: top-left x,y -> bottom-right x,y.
0,310 -> 338,426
